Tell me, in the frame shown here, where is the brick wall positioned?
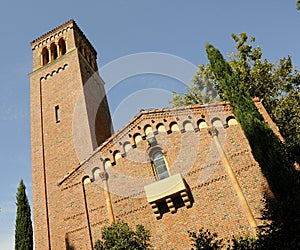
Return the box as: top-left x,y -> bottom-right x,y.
59,103 -> 270,249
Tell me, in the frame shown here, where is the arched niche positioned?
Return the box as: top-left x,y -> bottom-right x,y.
104,159 -> 112,169
211,117 -> 223,128
144,125 -> 153,136
50,43 -> 58,61
82,176 -> 91,185
41,47 -> 49,66
157,123 -> 166,133
197,119 -> 208,130
113,150 -> 122,162
170,122 -> 180,132
134,133 -> 143,144
92,168 -> 101,180
183,121 -> 194,131
226,116 -> 238,126
58,38 -> 66,56
123,141 -> 131,153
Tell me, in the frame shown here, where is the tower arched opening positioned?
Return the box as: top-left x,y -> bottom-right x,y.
58,38 -> 66,56
50,43 -> 58,61
41,47 -> 49,66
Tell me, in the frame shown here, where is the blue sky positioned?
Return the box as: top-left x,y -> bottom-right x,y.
0,1 -> 299,249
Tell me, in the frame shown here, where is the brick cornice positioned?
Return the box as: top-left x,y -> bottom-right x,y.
30,19 -> 74,47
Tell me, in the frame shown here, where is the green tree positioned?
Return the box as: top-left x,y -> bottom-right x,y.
188,228 -> 261,250
94,220 -> 151,250
171,64 -> 219,107
188,228 -> 224,250
205,42 -> 300,249
15,180 -> 33,250
171,33 -> 300,164
231,236 -> 259,250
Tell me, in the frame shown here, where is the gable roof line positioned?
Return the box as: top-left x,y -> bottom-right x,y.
58,102 -> 230,186
80,102 -> 230,166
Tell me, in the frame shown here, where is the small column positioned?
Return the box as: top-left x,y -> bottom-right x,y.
99,171 -> 115,223
129,136 -> 136,149
57,44 -> 60,58
48,47 -> 52,62
40,52 -> 44,66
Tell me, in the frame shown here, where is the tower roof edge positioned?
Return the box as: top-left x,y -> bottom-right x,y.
30,19 -> 75,46
30,19 -> 97,56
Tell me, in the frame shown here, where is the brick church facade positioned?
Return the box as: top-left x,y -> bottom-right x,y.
30,20 -> 277,249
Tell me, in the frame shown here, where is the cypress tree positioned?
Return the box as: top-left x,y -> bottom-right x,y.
205,43 -> 300,248
205,42 -> 294,196
15,180 -> 33,250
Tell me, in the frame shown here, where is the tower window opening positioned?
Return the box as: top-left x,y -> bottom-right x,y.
55,105 -> 60,123
58,38 -> 66,56
50,43 -> 58,61
41,47 -> 49,66
152,151 -> 169,180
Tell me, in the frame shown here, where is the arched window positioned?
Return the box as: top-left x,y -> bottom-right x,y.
58,38 -> 66,56
41,47 -> 49,66
152,151 -> 169,180
50,43 -> 58,61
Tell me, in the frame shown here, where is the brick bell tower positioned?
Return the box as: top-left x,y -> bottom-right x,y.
29,20 -> 113,249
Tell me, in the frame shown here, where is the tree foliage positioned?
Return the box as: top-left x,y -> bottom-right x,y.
205,42 -> 300,249
94,220 -> 151,250
188,228 -> 224,250
171,64 -> 219,107
188,227 -> 261,250
171,33 -> 300,164
230,236 -> 259,250
15,180 -> 33,250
